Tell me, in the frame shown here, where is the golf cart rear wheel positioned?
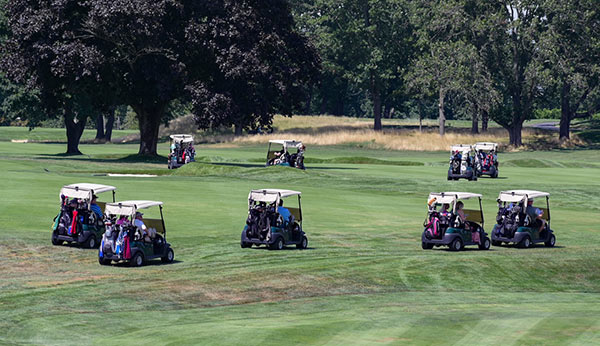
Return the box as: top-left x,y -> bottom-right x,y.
544,234 -> 556,247
492,240 -> 502,247
449,238 -> 464,251
518,236 -> 532,248
240,241 -> 252,248
162,248 -> 175,263
422,242 -> 434,250
296,236 -> 308,249
130,252 -> 144,267
270,237 -> 284,250
51,232 -> 63,246
479,237 -> 491,250
85,235 -> 97,249
99,257 -> 111,265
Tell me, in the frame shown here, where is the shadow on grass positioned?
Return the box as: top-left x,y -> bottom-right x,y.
249,246 -> 316,251
37,153 -> 168,164
107,259 -> 183,267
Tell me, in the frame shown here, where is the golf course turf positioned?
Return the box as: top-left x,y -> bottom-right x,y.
1,127 -> 599,345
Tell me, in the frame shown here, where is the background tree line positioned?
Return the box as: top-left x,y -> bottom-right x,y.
1,0 -> 599,154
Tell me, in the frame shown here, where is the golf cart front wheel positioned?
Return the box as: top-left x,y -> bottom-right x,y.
85,235 -> 97,249
296,236 -> 308,249
270,238 -> 284,250
130,252 -> 144,267
479,237 -> 491,250
518,236 -> 532,249
422,242 -> 434,250
51,232 -> 63,246
449,238 -> 464,251
240,241 -> 252,248
544,234 -> 556,247
492,240 -> 502,247
99,257 -> 111,265
161,248 -> 175,263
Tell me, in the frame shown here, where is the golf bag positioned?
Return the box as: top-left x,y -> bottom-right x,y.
246,205 -> 274,240
450,153 -> 462,174
424,210 -> 449,239
495,205 -> 521,238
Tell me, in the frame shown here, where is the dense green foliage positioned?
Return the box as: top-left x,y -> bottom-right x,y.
0,131 -> 599,344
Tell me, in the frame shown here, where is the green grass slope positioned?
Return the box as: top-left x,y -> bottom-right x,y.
0,137 -> 599,345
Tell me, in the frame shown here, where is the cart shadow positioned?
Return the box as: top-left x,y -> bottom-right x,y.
109,259 -> 183,267
250,246 -> 316,251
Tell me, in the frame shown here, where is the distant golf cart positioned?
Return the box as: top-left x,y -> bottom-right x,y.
266,140 -> 306,170
168,134 -> 195,169
421,192 -> 490,251
99,200 -> 174,266
448,145 -> 478,181
241,189 -> 308,250
492,190 -> 555,248
52,183 -> 116,248
474,142 -> 499,178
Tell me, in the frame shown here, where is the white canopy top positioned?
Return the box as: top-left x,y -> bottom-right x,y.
105,200 -> 163,216
170,134 -> 194,143
498,190 -> 550,203
451,144 -> 473,154
428,192 -> 482,204
60,183 -> 116,200
474,142 -> 498,151
269,140 -> 303,150
249,189 -> 301,203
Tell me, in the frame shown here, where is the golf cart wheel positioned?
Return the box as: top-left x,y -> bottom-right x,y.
421,242 -> 434,250
51,232 -> 63,246
130,252 -> 144,267
447,175 -> 451,181
492,240 -> 502,247
161,248 -> 175,263
449,238 -> 464,251
99,257 -> 111,265
270,237 -> 284,250
240,241 -> 252,248
479,237 -> 491,250
85,235 -> 97,249
518,236 -> 532,249
296,236 -> 308,249
544,234 -> 556,247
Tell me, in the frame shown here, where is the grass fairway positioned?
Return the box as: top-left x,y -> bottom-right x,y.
1,129 -> 599,345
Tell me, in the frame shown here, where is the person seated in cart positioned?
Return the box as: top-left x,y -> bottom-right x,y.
278,199 -> 293,226
526,199 -> 547,233
90,195 -> 103,219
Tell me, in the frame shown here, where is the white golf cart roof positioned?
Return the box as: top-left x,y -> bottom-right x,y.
170,134 -> 194,143
269,139 -> 303,151
450,144 -> 473,154
428,192 -> 482,205
474,142 -> 498,151
60,183 -> 116,200
249,189 -> 301,203
105,200 -> 163,216
498,190 -> 550,203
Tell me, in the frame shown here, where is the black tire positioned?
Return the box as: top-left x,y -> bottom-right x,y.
240,241 -> 252,248
544,234 -> 556,247
518,235 -> 532,248
447,175 -> 452,181
51,232 -> 63,246
85,235 -> 97,249
130,252 -> 144,267
449,237 -> 464,251
161,248 -> 175,263
492,240 -> 502,246
422,242 -> 434,250
270,237 -> 284,250
99,257 -> 111,265
479,237 -> 491,250
296,236 -> 308,249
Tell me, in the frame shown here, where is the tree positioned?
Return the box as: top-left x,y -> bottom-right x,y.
2,0 -> 319,155
542,0 -> 600,140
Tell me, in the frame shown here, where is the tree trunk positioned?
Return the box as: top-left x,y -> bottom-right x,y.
481,110 -> 489,132
471,113 -> 479,134
65,115 -> 86,155
383,104 -> 391,119
95,114 -> 105,141
438,88 -> 446,136
234,123 -> 243,136
104,110 -> 115,142
373,89 -> 382,131
134,104 -> 164,156
508,121 -> 523,147
559,81 -> 571,140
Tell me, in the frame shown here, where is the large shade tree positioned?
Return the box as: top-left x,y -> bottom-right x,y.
2,0 -> 319,155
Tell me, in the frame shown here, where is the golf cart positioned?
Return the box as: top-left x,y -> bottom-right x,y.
241,189 -> 308,250
52,183 -> 116,248
168,134 -> 195,169
474,142 -> 499,178
266,140 -> 305,170
448,145 -> 478,181
491,190 -> 555,248
99,200 -> 174,266
421,192 -> 490,251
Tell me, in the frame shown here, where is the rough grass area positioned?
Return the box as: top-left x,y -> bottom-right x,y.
1,128 -> 599,345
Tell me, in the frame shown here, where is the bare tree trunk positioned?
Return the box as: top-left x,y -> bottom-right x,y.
65,113 -> 86,155
481,110 -> 489,132
559,81 -> 571,140
508,121 -> 523,147
373,89 -> 382,131
471,113 -> 479,134
234,123 -> 243,136
134,104 -> 164,156
438,88 -> 446,136
95,114 -> 105,141
104,110 -> 115,142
